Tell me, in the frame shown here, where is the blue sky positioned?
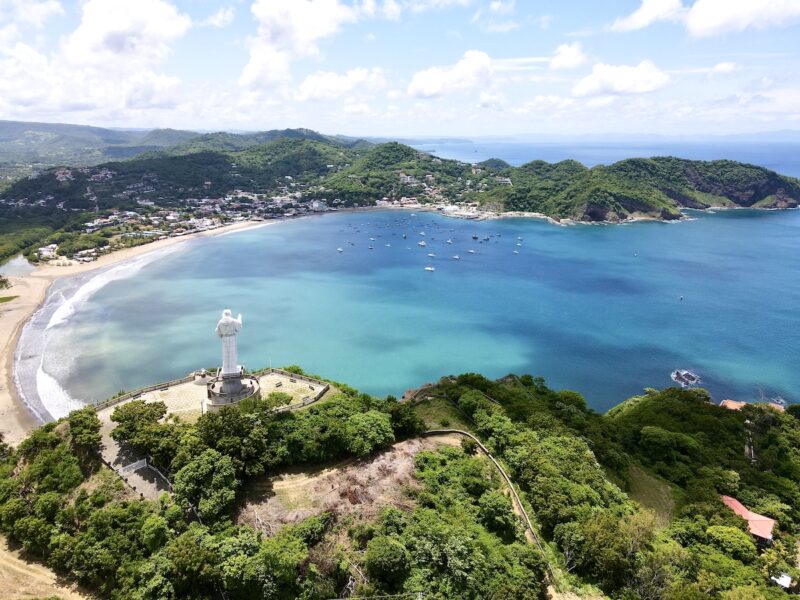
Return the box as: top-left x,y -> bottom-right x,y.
0,0 -> 799,136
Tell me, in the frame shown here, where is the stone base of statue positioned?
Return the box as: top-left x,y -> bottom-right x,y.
206,367 -> 260,412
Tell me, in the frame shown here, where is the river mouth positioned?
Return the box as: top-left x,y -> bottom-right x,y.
16,208 -> 800,419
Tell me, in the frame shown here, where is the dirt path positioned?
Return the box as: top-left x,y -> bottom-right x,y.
0,536 -> 92,600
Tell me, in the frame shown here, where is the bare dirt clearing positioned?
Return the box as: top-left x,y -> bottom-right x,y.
0,536 -> 93,600
238,434 -> 461,532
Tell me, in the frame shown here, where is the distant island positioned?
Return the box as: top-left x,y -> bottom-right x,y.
1,122 -> 799,264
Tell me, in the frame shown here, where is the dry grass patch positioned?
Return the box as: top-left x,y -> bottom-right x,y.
238,435 -> 461,535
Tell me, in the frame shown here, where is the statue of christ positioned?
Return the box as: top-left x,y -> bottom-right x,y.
215,309 -> 243,376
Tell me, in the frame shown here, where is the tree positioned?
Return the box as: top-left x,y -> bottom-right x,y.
265,391 -> 292,409
345,410 -> 394,457
706,526 -> 758,564
110,400 -> 166,445
141,514 -> 170,553
68,407 -> 102,456
460,437 -> 478,455
364,536 -> 411,590
173,449 -> 237,522
478,490 -> 518,541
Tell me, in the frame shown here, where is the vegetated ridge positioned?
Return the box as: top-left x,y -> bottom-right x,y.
0,368 -> 799,599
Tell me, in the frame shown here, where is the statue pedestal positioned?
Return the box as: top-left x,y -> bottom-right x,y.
221,372 -> 244,394
206,367 -> 260,412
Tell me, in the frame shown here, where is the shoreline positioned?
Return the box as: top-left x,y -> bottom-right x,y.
0,219 -> 268,446
4,204 -> 797,445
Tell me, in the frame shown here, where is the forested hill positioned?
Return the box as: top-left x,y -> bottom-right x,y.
2,133 -> 799,264
1,369 -> 799,599
3,134 -> 798,222
0,120 -> 363,185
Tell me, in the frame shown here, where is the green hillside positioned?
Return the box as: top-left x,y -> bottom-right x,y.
1,370 -> 798,599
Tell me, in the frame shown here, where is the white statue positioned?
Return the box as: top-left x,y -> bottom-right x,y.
215,309 -> 242,376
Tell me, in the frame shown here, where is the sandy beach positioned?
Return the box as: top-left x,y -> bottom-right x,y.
0,219 -> 265,447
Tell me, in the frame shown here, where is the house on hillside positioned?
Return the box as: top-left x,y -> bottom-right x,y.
721,495 -> 775,546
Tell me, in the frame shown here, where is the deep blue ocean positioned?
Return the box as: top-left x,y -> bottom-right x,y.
38,206 -> 799,415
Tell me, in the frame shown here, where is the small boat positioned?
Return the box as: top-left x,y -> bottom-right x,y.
483,236 -> 490,241
516,242 -> 522,247
517,236 -> 523,240
402,234 -> 407,239
419,231 -> 426,236
424,266 -> 435,272
468,249 -> 476,254
418,240 -> 427,247
472,234 -> 479,240
385,243 -> 391,247
337,248 -> 343,252
369,246 -> 374,250
427,253 -> 436,257
446,239 -> 453,244
513,250 -> 519,254
671,369 -> 700,388
452,255 -> 460,260
369,237 -> 376,241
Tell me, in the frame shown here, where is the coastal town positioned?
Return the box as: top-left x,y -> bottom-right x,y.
19,161 -> 501,264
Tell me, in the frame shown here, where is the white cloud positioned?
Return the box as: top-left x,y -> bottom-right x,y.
382,0 -> 402,19
200,6 -> 235,28
0,0 -> 64,28
406,0 -> 472,12
492,56 -> 548,72
248,0 -> 359,57
611,0 -> 685,32
549,42 -> 586,70
240,0 -> 414,89
572,60 -> 670,96
407,50 -> 492,98
612,0 -> 800,37
63,0 -> 191,68
0,0 -> 192,121
711,61 -> 738,74
686,0 -> 800,37
296,67 -> 386,101
472,0 -> 517,32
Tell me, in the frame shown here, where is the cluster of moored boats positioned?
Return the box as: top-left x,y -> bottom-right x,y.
336,219 -> 525,272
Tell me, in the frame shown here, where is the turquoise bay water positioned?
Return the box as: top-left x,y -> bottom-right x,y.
41,209 -> 800,413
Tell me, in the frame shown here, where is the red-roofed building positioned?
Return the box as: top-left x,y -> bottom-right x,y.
721,495 -> 776,542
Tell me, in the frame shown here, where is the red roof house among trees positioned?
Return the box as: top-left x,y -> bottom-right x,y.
721,495 -> 776,540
